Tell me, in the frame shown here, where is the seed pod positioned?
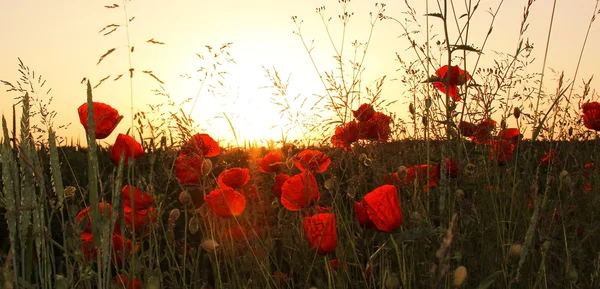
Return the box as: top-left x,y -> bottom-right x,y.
179,191 -> 192,206
202,158 -> 213,176
425,98 -> 432,108
168,208 -> 181,224
188,216 -> 199,234
452,266 -> 467,287
409,103 -> 415,115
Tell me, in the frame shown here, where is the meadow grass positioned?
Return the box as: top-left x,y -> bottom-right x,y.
1,0 -> 600,288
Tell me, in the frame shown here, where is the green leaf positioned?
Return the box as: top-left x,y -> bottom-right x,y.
450,44 -> 482,54
424,13 -> 444,20
476,270 -> 503,289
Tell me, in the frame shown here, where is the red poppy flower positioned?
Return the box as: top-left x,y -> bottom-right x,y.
326,259 -> 348,272
204,188 -> 247,218
403,164 -> 439,188
122,185 -> 155,209
182,133 -> 220,157
432,65 -> 471,101
241,184 -> 260,199
302,213 -> 338,255
113,274 -> 142,289
293,150 -> 331,173
582,101 -> 600,131
540,149 -> 559,166
123,206 -> 156,236
258,151 -> 283,173
331,121 -> 359,150
174,151 -> 205,186
358,112 -> 392,142
497,128 -> 521,144
80,233 -> 137,265
77,102 -> 122,139
459,121 -> 477,137
490,140 -> 515,165
353,201 -> 375,229
218,168 -> 251,189
352,103 -> 376,121
443,158 -> 460,178
273,173 -> 291,198
383,172 -> 400,186
471,119 -> 496,144
362,185 -> 403,233
280,172 -> 320,211
75,202 -> 115,234
110,134 -> 144,166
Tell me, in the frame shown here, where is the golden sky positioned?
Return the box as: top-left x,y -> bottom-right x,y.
1,0 -> 599,147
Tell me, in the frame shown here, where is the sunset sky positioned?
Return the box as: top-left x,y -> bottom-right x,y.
1,0 -> 599,147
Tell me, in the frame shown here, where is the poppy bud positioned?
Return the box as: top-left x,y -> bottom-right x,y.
202,159 -> 213,176
425,98 -> 432,109
200,239 -> 219,252
188,217 -> 199,234
324,178 -> 336,190
500,119 -> 506,129
455,189 -> 464,199
397,165 -> 407,175
422,116 -> 429,126
179,191 -> 192,206
409,103 -> 415,115
509,244 -> 522,259
559,170 -> 572,188
452,266 -> 467,287
513,107 -> 521,119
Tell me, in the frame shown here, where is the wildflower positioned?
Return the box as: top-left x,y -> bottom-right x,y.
75,202 -> 117,234
459,121 -> 477,137
204,188 -> 246,218
258,151 -> 283,173
174,151 -> 205,185
293,150 -> 330,173
181,133 -> 220,157
326,259 -> 348,272
110,134 -> 144,166
362,185 -> 403,233
121,185 -> 156,236
280,172 -> 320,211
471,119 -> 496,144
582,101 -> 600,131
303,213 -> 338,254
331,121 -> 359,150
81,233 -> 137,265
540,149 -> 559,166
217,168 -> 251,190
431,65 -> 471,101
77,102 -> 122,139
352,103 -> 376,121
497,128 -> 522,144
490,139 -> 515,165
358,112 -> 392,142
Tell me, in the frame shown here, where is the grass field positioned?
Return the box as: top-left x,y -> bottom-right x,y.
1,0 -> 600,288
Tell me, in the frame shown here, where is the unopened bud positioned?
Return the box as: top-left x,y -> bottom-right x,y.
202,158 -> 213,176
452,266 -> 467,287
513,107 -> 521,119
409,103 -> 415,115
200,239 -> 219,252
509,244 -> 522,259
188,217 -> 199,234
